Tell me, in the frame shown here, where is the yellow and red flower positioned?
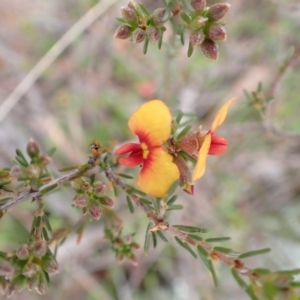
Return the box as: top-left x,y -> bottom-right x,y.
192,98 -> 234,181
115,100 -> 180,198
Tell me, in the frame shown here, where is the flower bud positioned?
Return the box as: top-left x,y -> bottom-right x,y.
27,274 -> 39,291
200,39 -> 219,60
39,155 -> 52,166
206,23 -> 227,41
189,31 -> 204,48
146,26 -> 160,43
9,165 -> 22,178
26,139 -> 40,158
153,8 -> 169,25
102,197 -> 114,207
121,7 -> 137,23
207,3 -> 230,20
114,25 -> 132,39
36,273 -> 47,295
22,263 -> 40,278
132,28 -> 146,43
208,135 -> 228,155
0,258 -> 14,279
73,194 -> 88,207
193,16 -> 208,28
93,182 -> 107,196
32,241 -> 47,257
177,133 -> 199,155
42,255 -> 59,274
191,0 -> 206,12
16,244 -> 30,260
0,279 -> 9,295
127,0 -> 139,11
88,203 -> 102,220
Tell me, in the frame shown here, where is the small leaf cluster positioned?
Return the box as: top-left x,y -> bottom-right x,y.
105,227 -> 140,266
0,207 -> 58,297
72,176 -> 113,220
0,139 -> 54,196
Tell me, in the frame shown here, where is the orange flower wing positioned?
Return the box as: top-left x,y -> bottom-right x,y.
211,98 -> 235,133
137,148 -> 179,198
128,100 -> 172,146
192,133 -> 212,181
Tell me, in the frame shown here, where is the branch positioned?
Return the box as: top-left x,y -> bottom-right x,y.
0,163 -> 95,211
105,168 -> 253,278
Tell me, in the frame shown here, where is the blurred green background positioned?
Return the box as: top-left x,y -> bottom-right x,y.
0,0 -> 300,299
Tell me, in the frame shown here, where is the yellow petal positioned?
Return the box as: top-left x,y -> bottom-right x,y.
192,133 -> 212,181
211,98 -> 235,133
137,148 -> 180,198
128,100 -> 172,146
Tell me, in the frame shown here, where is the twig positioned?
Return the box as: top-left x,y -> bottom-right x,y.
0,164 -> 95,211
0,0 -> 119,124
268,47 -> 300,99
105,167 -> 254,279
263,47 -> 300,138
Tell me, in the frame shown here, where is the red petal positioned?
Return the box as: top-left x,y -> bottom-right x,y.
211,135 -> 228,145
209,135 -> 228,155
119,154 -> 143,167
208,144 -> 227,155
115,143 -> 142,155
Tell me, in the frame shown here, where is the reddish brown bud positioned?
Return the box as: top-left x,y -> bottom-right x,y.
132,28 -> 146,43
9,165 -> 22,178
153,8 -> 170,25
206,23 -> 227,41
42,256 -> 59,274
200,39 -> 219,60
36,273 -> 47,295
209,135 -> 228,155
39,155 -> 51,166
177,133 -> 199,155
117,254 -> 124,264
27,274 -> 39,291
146,26 -> 160,43
207,3 -> 230,20
190,31 -> 204,47
16,244 -> 30,260
114,25 -> 132,39
22,263 -> 40,278
88,203 -> 102,220
121,7 -> 137,23
93,182 -> 107,196
32,241 -> 47,257
127,0 -> 139,11
0,259 -> 14,279
0,279 -> 9,295
73,194 -> 88,207
191,0 -> 206,12
103,197 -> 114,207
26,139 -> 40,158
